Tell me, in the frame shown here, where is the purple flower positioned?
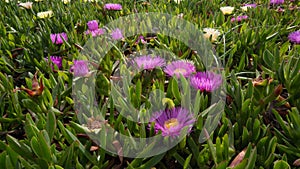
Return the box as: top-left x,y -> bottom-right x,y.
111,28 -> 123,40
270,0 -> 284,5
150,107 -> 196,137
85,20 -> 105,37
70,60 -> 89,77
231,15 -> 248,22
104,3 -> 122,10
45,56 -> 62,70
288,30 -> 300,44
136,35 -> 147,44
87,20 -> 99,31
132,55 -> 166,70
243,3 -> 257,8
85,28 -> 105,37
164,60 -> 196,78
50,32 -> 68,45
190,71 -> 222,92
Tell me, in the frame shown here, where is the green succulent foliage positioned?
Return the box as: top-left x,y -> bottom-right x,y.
0,0 -> 300,168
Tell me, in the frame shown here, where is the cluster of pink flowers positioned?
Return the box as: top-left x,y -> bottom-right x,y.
85,20 -> 105,37
231,15 -> 248,22
270,0 -> 284,5
104,3 -> 122,10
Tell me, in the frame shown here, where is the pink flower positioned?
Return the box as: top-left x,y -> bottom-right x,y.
70,60 -> 89,77
50,32 -> 68,45
231,15 -> 248,22
136,36 -> 147,44
111,28 -> 123,40
87,20 -> 99,31
45,56 -> 62,70
288,30 -> 300,44
85,28 -> 105,37
104,3 -> 122,10
270,0 -> 284,5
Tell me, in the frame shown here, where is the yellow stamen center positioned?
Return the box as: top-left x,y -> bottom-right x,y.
174,68 -> 187,74
164,118 -> 179,129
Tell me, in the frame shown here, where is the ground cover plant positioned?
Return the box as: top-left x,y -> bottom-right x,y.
0,0 -> 300,168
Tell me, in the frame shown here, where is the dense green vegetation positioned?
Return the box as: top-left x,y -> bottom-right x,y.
0,0 -> 299,168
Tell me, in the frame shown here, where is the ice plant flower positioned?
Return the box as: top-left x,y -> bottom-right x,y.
174,0 -> 183,4
111,28 -> 124,40
87,20 -> 98,31
135,35 -> 147,44
70,60 -> 89,77
62,0 -> 70,4
37,10 -> 53,18
190,71 -> 222,92
150,107 -> 196,137
50,32 -> 68,45
132,55 -> 165,70
18,2 -> 33,9
231,15 -> 248,22
85,20 -> 105,37
241,3 -> 257,11
288,30 -> 300,44
104,3 -> 122,10
270,0 -> 284,5
45,56 -> 62,70
203,28 -> 221,42
164,60 -> 196,78
86,28 -> 105,37
220,6 -> 234,15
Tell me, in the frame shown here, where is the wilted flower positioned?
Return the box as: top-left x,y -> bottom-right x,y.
13,71 -> 44,97
37,10 -> 53,18
50,32 -> 68,45
111,28 -> 123,40
220,6 -> 234,15
18,2 -> 33,9
270,0 -> 284,5
70,60 -> 89,77
203,28 -> 221,42
150,107 -> 196,137
132,55 -> 165,70
45,56 -> 62,70
104,3 -> 122,10
231,15 -> 248,22
241,3 -> 257,11
288,30 -> 300,44
164,60 -> 196,78
190,71 -> 222,92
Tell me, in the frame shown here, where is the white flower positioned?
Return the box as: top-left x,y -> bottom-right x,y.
83,0 -> 98,2
37,10 -> 53,18
18,2 -> 33,9
220,6 -> 234,15
62,0 -> 70,4
203,28 -> 221,42
241,6 -> 250,11
174,0 -> 183,4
